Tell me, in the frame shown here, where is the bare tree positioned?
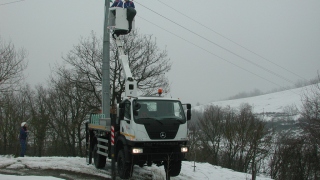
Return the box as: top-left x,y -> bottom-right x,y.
0,89 -> 31,156
245,115 -> 272,180
0,92 -> 20,154
300,77 -> 320,145
58,30 -> 171,108
186,120 -> 198,163
198,105 -> 224,165
221,106 -> 239,169
297,74 -> 320,179
186,110 -> 201,159
24,85 -> 51,157
270,134 -> 319,180
201,103 -> 272,178
45,72 -> 98,156
0,37 -> 27,92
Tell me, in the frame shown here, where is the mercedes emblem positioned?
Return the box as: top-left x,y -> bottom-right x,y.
160,132 -> 166,139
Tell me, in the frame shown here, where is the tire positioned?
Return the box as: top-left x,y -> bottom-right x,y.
138,161 -> 145,168
93,144 -> 106,168
117,149 -> 133,179
164,160 -> 182,177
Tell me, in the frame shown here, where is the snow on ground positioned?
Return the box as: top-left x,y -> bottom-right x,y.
174,161 -> 271,180
194,85 -> 315,115
0,156 -> 272,180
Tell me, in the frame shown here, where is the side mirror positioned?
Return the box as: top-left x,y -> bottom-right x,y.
182,103 -> 191,110
133,103 -> 141,116
182,103 -> 191,120
186,104 -> 191,110
187,109 -> 191,121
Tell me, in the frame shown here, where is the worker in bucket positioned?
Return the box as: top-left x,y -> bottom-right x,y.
111,0 -> 135,8
111,0 -> 137,38
19,122 -> 28,157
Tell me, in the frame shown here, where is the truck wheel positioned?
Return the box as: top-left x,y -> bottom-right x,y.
117,149 -> 133,179
93,144 -> 106,168
138,161 -> 145,168
164,160 -> 181,177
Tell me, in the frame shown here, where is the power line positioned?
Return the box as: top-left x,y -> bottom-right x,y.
135,1 -> 297,85
0,0 -> 24,6
138,15 -> 301,96
156,0 -> 308,81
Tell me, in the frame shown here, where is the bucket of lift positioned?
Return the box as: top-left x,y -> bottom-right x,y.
108,7 -> 135,32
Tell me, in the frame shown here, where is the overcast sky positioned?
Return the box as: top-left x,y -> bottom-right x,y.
1,0 -> 320,106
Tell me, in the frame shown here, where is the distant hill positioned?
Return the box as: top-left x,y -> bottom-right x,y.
192,84 -> 319,133
193,84 -> 318,122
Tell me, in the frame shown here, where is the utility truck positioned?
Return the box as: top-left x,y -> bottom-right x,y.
85,6 -> 191,179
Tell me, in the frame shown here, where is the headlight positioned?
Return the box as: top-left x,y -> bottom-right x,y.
132,148 -> 143,154
181,147 -> 188,153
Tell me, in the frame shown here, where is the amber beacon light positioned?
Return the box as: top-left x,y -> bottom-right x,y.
158,88 -> 163,96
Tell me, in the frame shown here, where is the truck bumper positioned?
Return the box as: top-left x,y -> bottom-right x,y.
127,141 -> 188,162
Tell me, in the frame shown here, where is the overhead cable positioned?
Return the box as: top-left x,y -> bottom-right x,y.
0,0 -> 24,6
138,15 -> 300,96
135,1 -> 296,85
156,0 -> 307,81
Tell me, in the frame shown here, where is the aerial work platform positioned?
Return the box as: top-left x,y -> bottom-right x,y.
108,7 -> 136,31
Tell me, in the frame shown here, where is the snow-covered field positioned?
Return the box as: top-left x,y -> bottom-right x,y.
194,85 -> 315,116
0,156 -> 272,180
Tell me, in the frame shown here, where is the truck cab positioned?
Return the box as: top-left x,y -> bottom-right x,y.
116,96 -> 191,177
119,97 -> 189,141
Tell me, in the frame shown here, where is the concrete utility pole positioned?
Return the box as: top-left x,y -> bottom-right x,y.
102,0 -> 111,119
102,1 -> 116,179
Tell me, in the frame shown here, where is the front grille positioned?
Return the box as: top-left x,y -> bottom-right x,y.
147,131 -> 177,139
144,123 -> 180,140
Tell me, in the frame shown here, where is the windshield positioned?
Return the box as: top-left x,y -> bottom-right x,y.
133,100 -> 186,122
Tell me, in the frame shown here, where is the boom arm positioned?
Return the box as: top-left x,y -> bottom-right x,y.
115,37 -> 137,97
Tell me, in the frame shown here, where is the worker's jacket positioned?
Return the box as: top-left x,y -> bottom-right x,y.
19,127 -> 28,140
111,0 -> 135,8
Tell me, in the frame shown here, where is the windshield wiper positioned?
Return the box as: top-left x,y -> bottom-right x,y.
138,117 -> 163,125
155,119 -> 163,125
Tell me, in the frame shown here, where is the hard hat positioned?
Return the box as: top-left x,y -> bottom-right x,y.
21,122 -> 27,127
